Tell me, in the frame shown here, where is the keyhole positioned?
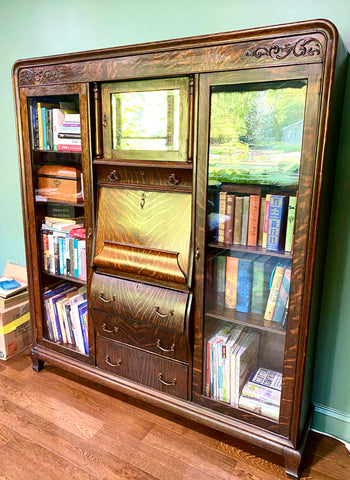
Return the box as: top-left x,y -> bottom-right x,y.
140,193 -> 146,209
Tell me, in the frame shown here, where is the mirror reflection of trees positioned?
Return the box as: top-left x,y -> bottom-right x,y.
209,82 -> 307,186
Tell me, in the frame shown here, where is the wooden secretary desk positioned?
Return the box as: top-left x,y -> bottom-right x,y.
12,19 -> 347,478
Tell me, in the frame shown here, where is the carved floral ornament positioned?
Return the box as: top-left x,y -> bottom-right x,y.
19,67 -> 64,86
246,37 -> 322,60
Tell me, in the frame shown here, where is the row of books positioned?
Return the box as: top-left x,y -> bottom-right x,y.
238,367 -> 282,421
29,99 -> 81,152
43,282 -> 88,354
214,253 -> 291,324
206,324 -> 260,405
41,217 -> 86,281
215,192 -> 296,253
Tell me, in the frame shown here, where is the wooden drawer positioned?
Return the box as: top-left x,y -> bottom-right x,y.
96,337 -> 188,400
95,165 -> 192,190
93,309 -> 190,363
90,273 -> 189,332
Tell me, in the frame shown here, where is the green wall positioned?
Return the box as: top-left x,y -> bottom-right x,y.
1,0 -> 349,442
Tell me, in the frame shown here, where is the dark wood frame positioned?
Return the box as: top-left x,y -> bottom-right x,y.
12,19 -> 348,478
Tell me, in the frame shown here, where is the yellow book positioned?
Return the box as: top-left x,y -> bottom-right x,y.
264,265 -> 285,321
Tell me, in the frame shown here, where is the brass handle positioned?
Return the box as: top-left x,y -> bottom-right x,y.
156,339 -> 175,353
166,173 -> 180,186
105,355 -> 121,367
53,179 -> 61,187
102,323 -> 119,334
140,193 -> 146,209
107,170 -> 120,182
158,373 -> 176,386
99,292 -> 116,303
154,305 -> 174,318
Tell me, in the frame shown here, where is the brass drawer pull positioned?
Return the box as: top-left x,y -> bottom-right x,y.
166,173 -> 180,186
158,373 -> 176,386
101,323 -> 119,334
156,339 -> 175,353
154,305 -> 174,318
107,170 -> 120,182
99,291 -> 116,303
105,355 -> 121,367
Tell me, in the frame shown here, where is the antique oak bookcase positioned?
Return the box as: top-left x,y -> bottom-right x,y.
12,20 -> 347,478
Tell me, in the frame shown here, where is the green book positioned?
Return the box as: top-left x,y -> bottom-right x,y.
251,256 -> 277,315
285,196 -> 296,252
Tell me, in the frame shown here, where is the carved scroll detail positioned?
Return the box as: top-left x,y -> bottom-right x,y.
246,37 -> 322,60
19,67 -> 65,85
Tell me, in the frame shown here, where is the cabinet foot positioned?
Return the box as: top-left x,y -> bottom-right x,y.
284,447 -> 302,479
30,351 -> 45,372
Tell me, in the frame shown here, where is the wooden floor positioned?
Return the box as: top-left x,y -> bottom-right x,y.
0,350 -> 349,480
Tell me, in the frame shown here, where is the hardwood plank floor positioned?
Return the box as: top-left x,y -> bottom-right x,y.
0,350 -> 349,480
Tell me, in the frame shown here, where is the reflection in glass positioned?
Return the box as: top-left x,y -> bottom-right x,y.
112,89 -> 180,151
209,81 -> 307,186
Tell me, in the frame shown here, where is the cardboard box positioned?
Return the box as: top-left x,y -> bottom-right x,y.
0,300 -> 31,360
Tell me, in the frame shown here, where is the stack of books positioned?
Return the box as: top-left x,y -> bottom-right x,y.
215,191 -> 296,253
238,367 -> 282,421
43,282 -> 88,354
41,216 -> 86,281
29,99 -> 81,152
206,324 -> 260,406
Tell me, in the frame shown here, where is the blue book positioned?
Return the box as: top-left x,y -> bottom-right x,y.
78,300 -> 89,354
73,238 -> 79,278
58,237 -> 65,275
236,253 -> 259,313
266,195 -> 287,252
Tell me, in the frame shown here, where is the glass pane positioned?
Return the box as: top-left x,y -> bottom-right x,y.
112,89 -> 180,151
204,80 -> 306,422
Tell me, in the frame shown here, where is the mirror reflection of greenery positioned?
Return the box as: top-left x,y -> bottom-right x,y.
112,90 -> 180,151
209,82 -> 307,186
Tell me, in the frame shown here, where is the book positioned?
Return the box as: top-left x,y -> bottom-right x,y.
272,267 -> 291,323
224,194 -> 235,244
285,196 -> 296,252
78,300 -> 89,354
231,331 -> 260,407
247,195 -> 260,247
69,286 -> 88,354
251,256 -> 276,315
241,370 -> 281,406
214,255 -> 226,306
225,252 -> 245,309
241,196 -> 250,245
264,264 -> 286,321
262,194 -> 271,249
236,253 -> 258,313
258,197 -> 266,247
249,367 -> 282,390
266,195 -> 287,252
218,192 -> 227,243
238,394 -> 280,421
0,262 -> 27,299
233,196 -> 243,244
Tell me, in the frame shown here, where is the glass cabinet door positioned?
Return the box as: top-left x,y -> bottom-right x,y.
194,66 -> 321,427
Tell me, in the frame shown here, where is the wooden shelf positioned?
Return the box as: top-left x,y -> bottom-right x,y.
93,158 -> 193,169
41,270 -> 86,285
208,242 -> 293,259
206,304 -> 286,335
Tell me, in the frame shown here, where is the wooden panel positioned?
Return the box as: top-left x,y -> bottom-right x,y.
95,165 -> 192,190
93,309 -> 190,363
96,337 -> 188,399
90,273 -> 189,332
94,187 -> 192,283
15,30 -> 327,87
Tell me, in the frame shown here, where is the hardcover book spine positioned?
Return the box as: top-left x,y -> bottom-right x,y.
215,256 -> 226,306
264,265 -> 285,320
272,267 -> 291,323
224,194 -> 235,244
247,195 -> 260,247
262,194 -> 270,249
285,196 -> 296,252
266,195 -> 286,252
218,192 -> 227,244
241,196 -> 250,246
258,197 -> 266,247
236,256 -> 254,313
233,197 -> 243,244
225,256 -> 239,309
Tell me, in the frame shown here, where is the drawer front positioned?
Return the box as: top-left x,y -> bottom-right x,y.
96,337 -> 188,400
93,309 -> 189,363
91,273 -> 189,332
96,165 -> 192,190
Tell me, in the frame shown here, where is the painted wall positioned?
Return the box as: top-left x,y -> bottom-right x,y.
1,0 -> 349,441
